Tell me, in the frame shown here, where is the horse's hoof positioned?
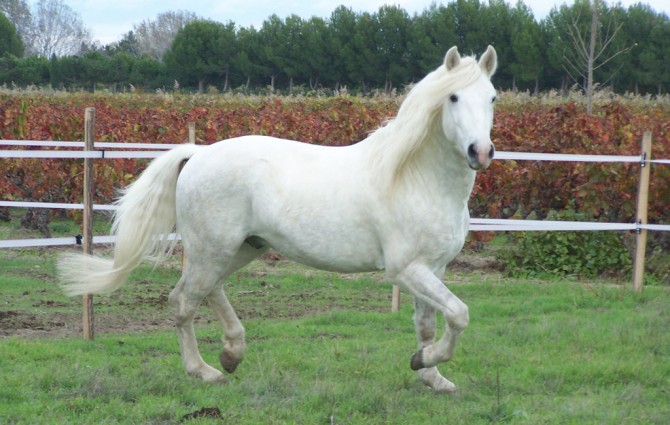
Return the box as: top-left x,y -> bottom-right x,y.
418,368 -> 457,393
220,350 -> 242,373
204,372 -> 227,384
410,350 -> 424,371
193,366 -> 226,383
432,379 -> 457,394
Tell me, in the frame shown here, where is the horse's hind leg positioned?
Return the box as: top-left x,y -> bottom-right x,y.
208,288 -> 245,373
207,243 -> 268,374
169,268 -> 225,382
169,243 -> 267,382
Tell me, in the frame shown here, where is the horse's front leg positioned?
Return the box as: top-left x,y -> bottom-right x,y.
398,264 -> 469,393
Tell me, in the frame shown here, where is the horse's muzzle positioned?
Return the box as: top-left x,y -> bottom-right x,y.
467,142 -> 494,170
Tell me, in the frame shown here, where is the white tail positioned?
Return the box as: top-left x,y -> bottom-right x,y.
58,144 -> 201,296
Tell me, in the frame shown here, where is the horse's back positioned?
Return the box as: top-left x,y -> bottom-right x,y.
179,136 -> 368,204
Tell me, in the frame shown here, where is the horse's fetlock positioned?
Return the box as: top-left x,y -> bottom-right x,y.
225,326 -> 245,344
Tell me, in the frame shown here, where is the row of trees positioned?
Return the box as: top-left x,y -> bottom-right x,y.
1,0 -> 669,94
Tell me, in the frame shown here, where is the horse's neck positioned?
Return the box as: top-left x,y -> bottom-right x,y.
405,131 -> 476,204
360,122 -> 475,204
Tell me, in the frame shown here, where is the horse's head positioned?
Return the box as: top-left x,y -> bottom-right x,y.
440,46 -> 497,171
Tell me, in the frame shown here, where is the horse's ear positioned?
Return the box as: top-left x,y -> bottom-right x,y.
479,45 -> 497,78
444,46 -> 460,71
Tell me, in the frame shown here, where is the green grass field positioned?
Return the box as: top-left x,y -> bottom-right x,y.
1,245 -> 669,424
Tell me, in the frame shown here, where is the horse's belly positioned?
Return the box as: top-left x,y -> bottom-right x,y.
257,225 -> 385,273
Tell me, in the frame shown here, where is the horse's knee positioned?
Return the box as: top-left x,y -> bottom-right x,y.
449,303 -> 469,332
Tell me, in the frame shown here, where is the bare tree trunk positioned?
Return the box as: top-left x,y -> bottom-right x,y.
562,0 -> 631,113
384,79 -> 393,94
586,0 -> 599,114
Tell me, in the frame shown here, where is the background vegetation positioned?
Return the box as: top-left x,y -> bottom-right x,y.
0,0 -> 669,94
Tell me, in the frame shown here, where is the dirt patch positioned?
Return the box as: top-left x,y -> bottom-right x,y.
0,308 -> 183,339
181,407 -> 223,422
450,252 -> 502,272
0,310 -> 71,338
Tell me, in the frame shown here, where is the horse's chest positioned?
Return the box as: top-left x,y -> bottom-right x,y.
389,200 -> 469,261
425,209 -> 469,250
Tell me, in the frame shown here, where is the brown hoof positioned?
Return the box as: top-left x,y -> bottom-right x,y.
410,350 -> 424,371
219,351 -> 242,374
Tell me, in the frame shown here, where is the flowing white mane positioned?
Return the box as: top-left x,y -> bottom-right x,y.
367,55 -> 486,187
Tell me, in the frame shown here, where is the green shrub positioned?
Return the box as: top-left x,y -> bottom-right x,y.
499,209 -> 633,279
645,245 -> 670,284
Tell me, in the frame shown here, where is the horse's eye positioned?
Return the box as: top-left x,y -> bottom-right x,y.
492,96 -> 497,103
449,94 -> 459,103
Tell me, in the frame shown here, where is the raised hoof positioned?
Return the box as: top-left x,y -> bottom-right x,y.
410,350 -> 424,371
220,350 -> 242,374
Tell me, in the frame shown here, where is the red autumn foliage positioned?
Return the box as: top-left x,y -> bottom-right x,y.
477,101 -> 670,226
1,94 -> 668,233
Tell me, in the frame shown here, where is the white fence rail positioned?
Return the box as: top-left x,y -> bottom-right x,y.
2,142 -> 670,246
3,141 -> 670,163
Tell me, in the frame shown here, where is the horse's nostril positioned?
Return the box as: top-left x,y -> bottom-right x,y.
468,144 -> 477,158
488,145 -> 495,159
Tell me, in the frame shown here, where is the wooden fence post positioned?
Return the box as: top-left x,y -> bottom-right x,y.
82,107 -> 95,339
391,285 -> 400,312
633,131 -> 652,293
188,122 -> 196,144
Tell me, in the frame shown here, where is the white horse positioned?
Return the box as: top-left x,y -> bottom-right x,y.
58,46 -> 497,393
